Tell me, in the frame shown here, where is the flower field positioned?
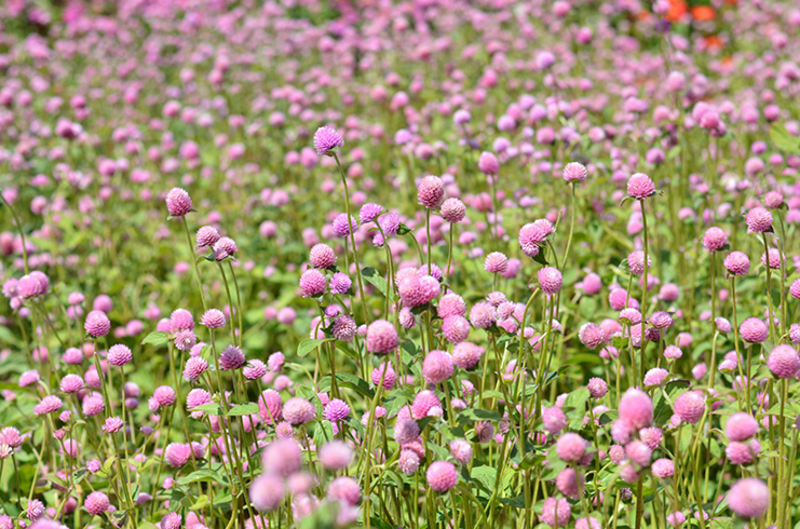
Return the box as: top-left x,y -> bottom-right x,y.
1,0 -> 799,528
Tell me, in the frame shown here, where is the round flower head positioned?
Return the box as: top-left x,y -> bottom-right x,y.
478,151 -> 500,175
313,126 -> 344,156
723,251 -> 750,276
652,458 -> 675,478
449,439 -> 473,465
726,441 -> 754,465
438,293 -> 466,318
282,398 -> 316,425
519,220 -> 554,257
761,248 -> 783,269
540,497 -> 571,528
169,309 -> 194,332
359,203 -> 383,224
627,173 -> 655,199
299,269 -> 326,297
674,391 -> 705,424
17,272 -> 49,299
739,317 -> 768,343
309,243 -> 336,269
166,188 -> 192,217
440,198 -> 466,223
165,442 -> 191,468
703,227 -> 728,252
556,467 -> 583,499
161,513 -> 182,529
219,345 -> 246,370
34,395 -> 63,415
212,237 -> 238,260
484,252 -> 508,274
644,368 -> 669,386
327,476 -> 361,506
258,389 -> 283,425
563,161 -> 587,183
789,278 -> 800,300
60,374 -> 84,394
173,329 -> 197,351
417,175 -> 444,209
366,320 -> 399,354
452,342 -> 484,370
767,345 -> 800,379
196,226 -> 220,248
398,449 -> 420,475
422,350 -> 454,385
318,440 -> 353,470
587,377 -> 608,398
85,491 -> 110,515
243,359 -> 268,380
183,356 -> 208,381
726,413 -> 758,442
727,478 -> 769,519
426,461 -> 458,492
625,440 -> 652,467
84,310 -> 110,337
27,500 -> 45,521
627,250 -> 650,275
324,398 -> 350,422
556,433 -> 587,462
200,309 -> 226,329
745,207 -> 773,234
186,388 -> 212,419
619,389 -> 653,429
332,213 -> 357,238
442,315 -> 470,344
107,344 -> 132,367
332,315 -> 357,342
579,323 -> 606,349
542,406 -> 567,434
538,267 -> 563,295
469,301 -> 496,329
250,474 -> 285,512
411,390 -> 441,419
262,439 -> 302,477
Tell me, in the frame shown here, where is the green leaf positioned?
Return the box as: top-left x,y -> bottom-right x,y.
770,124 -> 800,154
227,403 -> 259,416
141,331 -> 169,347
499,494 -> 526,509
297,338 -> 331,358
319,372 -> 374,399
177,470 -> 227,486
191,403 -> 223,416
457,408 -> 503,424
397,223 -> 412,235
362,267 -> 388,296
470,465 -> 497,492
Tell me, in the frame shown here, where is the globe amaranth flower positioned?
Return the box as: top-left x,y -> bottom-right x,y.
313,126 -> 344,156
627,172 -> 655,199
417,175 -> 445,209
563,161 -> 587,183
166,188 -> 193,217
440,198 -> 466,223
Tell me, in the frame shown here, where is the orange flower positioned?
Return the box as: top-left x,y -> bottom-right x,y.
665,0 -> 688,23
703,35 -> 723,51
691,6 -> 716,21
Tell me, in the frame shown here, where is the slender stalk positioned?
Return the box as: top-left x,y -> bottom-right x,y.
181,216 -> 207,312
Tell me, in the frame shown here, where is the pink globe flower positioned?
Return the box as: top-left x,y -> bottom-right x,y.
484,252 -> 508,274
366,320 -> 399,354
250,474 -> 285,512
200,309 -> 226,329
725,413 -> 758,442
627,173 -> 655,199
478,151 -> 500,175
652,458 -> 674,478
422,350 -> 454,385
563,162 -> 587,183
723,251 -> 750,275
85,491 -> 110,515
426,461 -> 458,492
578,323 -> 606,350
299,269 -> 326,297
440,198 -> 466,223
84,310 -> 111,337
164,442 -> 191,468
313,126 -> 344,156
309,243 -> 336,269
540,497 -> 571,528
538,267 -> 563,295
726,478 -> 769,519
673,391 -> 705,424
745,207 -> 773,234
166,188 -> 193,217
417,175 -> 445,209
555,432 -> 587,462
282,398 -> 316,425
703,227 -> 728,252
739,317 -> 768,343
767,345 -> 800,379
196,226 -> 220,248
107,344 -> 132,367
619,389 -> 653,429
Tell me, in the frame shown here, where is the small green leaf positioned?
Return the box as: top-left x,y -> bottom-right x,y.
177,471 -> 227,486
770,124 -> 800,154
297,338 -> 332,358
141,331 -> 169,347
227,403 -> 259,416
191,403 -> 223,416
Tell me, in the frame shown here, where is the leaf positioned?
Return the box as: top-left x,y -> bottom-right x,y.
362,267 -> 388,296
653,379 -> 690,425
770,124 -> 800,154
499,494 -> 526,509
141,331 -> 169,347
227,403 -> 259,416
532,250 -> 549,266
397,223 -> 412,235
191,403 -> 223,416
457,408 -> 503,424
470,465 -> 497,492
177,471 -> 227,486
319,372 -> 374,399
101,455 -> 118,475
184,494 -> 210,510
297,338 -> 332,358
